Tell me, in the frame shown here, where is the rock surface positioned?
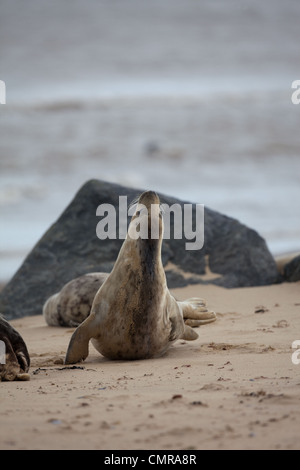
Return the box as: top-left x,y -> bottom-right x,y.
0,179 -> 280,320
283,255 -> 300,282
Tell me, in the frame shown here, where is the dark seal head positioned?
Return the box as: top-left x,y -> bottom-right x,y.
0,315 -> 30,381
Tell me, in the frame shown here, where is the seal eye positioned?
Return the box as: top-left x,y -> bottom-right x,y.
136,210 -> 140,217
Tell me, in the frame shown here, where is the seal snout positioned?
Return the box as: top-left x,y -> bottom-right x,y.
128,191 -> 163,243
137,191 -> 162,234
138,190 -> 160,208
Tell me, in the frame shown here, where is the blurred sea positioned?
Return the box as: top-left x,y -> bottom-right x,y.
1,0 -> 300,281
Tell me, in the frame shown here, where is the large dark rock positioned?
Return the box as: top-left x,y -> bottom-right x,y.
0,179 -> 280,320
283,255 -> 300,282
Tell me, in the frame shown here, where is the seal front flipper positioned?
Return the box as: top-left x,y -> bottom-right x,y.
65,315 -> 96,364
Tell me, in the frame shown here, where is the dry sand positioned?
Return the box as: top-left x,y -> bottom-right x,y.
0,281 -> 300,450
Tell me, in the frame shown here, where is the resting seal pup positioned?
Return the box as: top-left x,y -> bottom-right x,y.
58,191 -> 216,364
0,315 -> 30,381
43,272 -> 108,327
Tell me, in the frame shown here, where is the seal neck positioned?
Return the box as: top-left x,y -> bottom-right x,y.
113,235 -> 165,286
137,238 -> 164,281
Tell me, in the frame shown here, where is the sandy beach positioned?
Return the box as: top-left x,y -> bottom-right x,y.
1,280 -> 299,450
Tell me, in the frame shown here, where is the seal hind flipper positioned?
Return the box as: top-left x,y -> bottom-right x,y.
179,298 -> 217,326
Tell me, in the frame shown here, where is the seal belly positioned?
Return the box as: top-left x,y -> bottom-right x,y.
91,298 -> 171,360
90,249 -> 171,360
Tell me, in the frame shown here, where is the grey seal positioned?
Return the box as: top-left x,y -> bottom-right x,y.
58,191 -> 216,364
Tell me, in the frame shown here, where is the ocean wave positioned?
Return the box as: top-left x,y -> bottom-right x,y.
6,76 -> 288,110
